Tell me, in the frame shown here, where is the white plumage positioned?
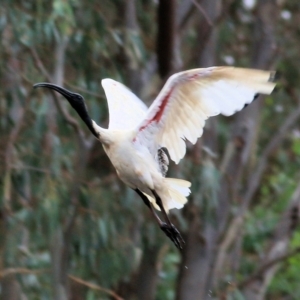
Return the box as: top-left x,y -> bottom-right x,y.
34,66 -> 276,248
102,78 -> 148,130
135,67 -> 275,164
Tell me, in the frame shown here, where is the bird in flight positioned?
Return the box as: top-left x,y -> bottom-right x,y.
34,67 -> 276,249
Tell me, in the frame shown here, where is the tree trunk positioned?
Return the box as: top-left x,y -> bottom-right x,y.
157,0 -> 176,79
135,246 -> 160,300
175,1 -> 220,299
175,204 -> 209,300
0,275 -> 26,300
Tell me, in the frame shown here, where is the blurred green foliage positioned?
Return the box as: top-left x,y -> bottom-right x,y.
0,0 -> 300,299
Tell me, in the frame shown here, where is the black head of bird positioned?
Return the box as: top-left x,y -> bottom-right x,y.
34,83 -> 99,138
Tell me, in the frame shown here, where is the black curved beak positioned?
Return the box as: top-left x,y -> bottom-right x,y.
34,83 -> 99,138
34,83 -> 75,99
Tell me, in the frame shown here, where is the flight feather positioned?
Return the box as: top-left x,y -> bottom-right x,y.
102,79 -> 148,130
134,67 -> 276,163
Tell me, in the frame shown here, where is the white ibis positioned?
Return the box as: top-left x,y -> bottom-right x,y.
34,67 -> 276,249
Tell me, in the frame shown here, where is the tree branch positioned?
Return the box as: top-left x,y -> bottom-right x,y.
0,268 -> 49,278
243,102 -> 300,209
68,275 -> 124,300
240,181 -> 300,298
0,269 -> 124,300
4,93 -> 32,210
191,0 -> 213,27
28,46 -> 52,81
176,0 -> 194,31
238,247 -> 300,289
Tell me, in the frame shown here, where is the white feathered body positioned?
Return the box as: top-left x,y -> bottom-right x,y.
100,128 -> 190,212
102,130 -> 159,191
92,67 -> 276,213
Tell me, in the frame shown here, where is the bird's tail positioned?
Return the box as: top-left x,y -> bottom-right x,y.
144,178 -> 191,213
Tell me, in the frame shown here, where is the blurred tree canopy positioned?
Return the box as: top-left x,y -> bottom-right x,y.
0,0 -> 300,299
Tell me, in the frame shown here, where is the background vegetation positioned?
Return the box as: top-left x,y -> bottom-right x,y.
0,0 -> 300,299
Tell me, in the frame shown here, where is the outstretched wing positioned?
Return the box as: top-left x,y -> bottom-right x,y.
134,67 -> 276,164
102,79 -> 148,130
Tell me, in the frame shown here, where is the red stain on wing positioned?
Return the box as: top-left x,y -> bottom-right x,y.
187,73 -> 200,81
138,86 -> 174,133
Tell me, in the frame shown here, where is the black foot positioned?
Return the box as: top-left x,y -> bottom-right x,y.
160,223 -> 185,250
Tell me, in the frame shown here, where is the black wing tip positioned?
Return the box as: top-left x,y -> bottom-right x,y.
269,71 -> 280,82
243,93 -> 260,110
242,72 -> 278,111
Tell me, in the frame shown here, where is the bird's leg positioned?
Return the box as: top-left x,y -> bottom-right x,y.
151,190 -> 185,249
134,189 -> 184,249
134,189 -> 164,226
